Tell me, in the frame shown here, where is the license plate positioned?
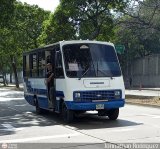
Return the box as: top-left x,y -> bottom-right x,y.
96,104 -> 104,110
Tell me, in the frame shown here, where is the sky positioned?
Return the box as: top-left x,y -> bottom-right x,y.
19,0 -> 60,12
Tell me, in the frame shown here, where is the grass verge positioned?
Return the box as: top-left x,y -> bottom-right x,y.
126,95 -> 160,107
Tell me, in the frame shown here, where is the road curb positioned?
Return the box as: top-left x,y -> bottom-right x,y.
126,88 -> 160,92
126,101 -> 160,109
126,95 -> 156,99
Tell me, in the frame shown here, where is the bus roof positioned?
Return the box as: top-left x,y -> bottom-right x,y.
23,41 -> 60,55
23,40 -> 114,55
60,40 -> 114,46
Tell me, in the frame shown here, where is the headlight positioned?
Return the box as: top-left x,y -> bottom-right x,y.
74,92 -> 81,102
75,92 -> 81,98
114,90 -> 121,98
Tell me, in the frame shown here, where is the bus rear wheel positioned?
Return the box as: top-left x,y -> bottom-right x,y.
62,102 -> 74,123
108,108 -> 119,120
35,100 -> 47,114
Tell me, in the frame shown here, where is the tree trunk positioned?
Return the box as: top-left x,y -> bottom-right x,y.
2,74 -> 6,86
10,66 -> 13,83
4,72 -> 7,85
10,72 -> 12,83
10,55 -> 19,88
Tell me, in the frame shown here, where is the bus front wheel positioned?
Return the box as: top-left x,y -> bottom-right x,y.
62,102 -> 74,123
107,108 -> 119,120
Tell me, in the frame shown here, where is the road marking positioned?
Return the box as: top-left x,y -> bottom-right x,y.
15,104 -> 28,107
1,124 -> 24,132
0,97 -> 24,101
109,128 -> 135,132
142,114 -> 160,119
0,133 -> 80,143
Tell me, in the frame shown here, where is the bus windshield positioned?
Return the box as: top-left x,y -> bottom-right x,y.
63,43 -> 121,78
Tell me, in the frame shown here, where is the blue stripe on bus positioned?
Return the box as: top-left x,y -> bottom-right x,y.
24,91 -> 64,112
24,94 -> 48,109
24,90 -> 64,109
24,94 -> 35,106
37,96 -> 49,109
25,87 -> 64,97
24,93 -> 124,112
24,90 -> 64,98
65,99 -> 125,110
26,88 -> 47,95
24,80 -> 65,97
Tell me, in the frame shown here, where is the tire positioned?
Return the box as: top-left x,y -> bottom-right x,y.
98,109 -> 107,116
108,108 -> 119,120
62,102 -> 74,123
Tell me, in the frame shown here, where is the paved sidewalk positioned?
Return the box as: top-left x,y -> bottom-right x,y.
0,83 -> 24,90
125,89 -> 160,97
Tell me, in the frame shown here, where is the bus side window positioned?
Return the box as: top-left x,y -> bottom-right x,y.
55,51 -> 64,78
45,51 -> 51,64
23,56 -> 26,77
24,55 -> 30,77
38,51 -> 45,77
30,53 -> 37,77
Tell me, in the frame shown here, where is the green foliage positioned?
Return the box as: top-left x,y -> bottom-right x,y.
38,6 -> 76,45
40,0 -> 129,44
13,2 -> 50,50
0,0 -> 15,27
114,0 -> 160,59
113,0 -> 160,76
0,1 -> 50,77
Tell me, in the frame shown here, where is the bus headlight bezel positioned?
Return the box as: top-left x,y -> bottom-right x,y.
114,90 -> 121,99
74,92 -> 81,102
75,92 -> 81,98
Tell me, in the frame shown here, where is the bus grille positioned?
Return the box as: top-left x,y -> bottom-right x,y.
73,90 -> 121,102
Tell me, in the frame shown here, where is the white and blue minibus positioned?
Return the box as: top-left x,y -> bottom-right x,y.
23,40 -> 125,122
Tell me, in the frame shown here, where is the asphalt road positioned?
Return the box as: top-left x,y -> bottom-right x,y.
0,88 -> 160,149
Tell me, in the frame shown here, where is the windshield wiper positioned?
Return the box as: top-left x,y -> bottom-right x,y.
97,62 -> 113,79
98,69 -> 114,79
78,66 -> 90,80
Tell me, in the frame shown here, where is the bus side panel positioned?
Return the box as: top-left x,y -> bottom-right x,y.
37,96 -> 49,109
24,93 -> 35,106
24,78 -> 49,109
24,79 -> 35,106
55,79 -> 66,112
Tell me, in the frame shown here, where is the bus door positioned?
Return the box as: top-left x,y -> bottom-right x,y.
54,47 -> 64,112
45,49 -> 56,109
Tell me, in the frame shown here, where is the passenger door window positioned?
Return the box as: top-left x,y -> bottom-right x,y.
55,50 -> 64,78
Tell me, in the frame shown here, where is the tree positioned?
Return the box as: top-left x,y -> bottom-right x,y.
115,0 -> 160,57
0,1 -> 50,88
0,0 -> 15,86
38,5 -> 77,45
14,2 -> 50,50
0,0 -> 15,27
113,0 -> 160,76
40,0 -> 129,44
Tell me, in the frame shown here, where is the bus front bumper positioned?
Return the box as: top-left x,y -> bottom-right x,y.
65,99 -> 125,111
